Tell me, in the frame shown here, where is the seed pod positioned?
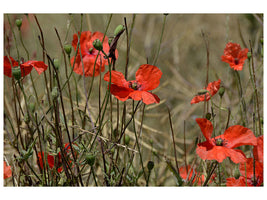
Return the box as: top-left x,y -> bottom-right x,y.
206,112 -> 212,120
12,67 -> 21,80
247,52 -> 252,60
218,86 -> 225,98
51,87 -> 59,100
114,24 -> 125,36
85,154 -> 96,166
147,161 -> 154,171
64,44 -> 72,55
197,89 -> 208,95
93,39 -> 103,51
28,102 -> 36,113
16,18 -> 22,29
124,135 -> 130,145
53,59 -> 60,70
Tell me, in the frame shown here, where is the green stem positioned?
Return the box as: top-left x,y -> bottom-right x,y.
153,14 -> 167,65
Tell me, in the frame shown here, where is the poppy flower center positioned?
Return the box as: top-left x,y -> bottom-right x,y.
215,138 -> 224,146
234,58 -> 239,65
129,81 -> 140,90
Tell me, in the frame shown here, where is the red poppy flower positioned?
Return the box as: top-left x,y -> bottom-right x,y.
37,144 -> 75,173
4,56 -> 48,77
190,79 -> 221,104
226,158 -> 263,186
71,31 -> 118,77
253,135 -> 263,163
103,64 -> 162,105
221,42 -> 249,71
179,165 -> 205,186
4,161 -> 12,179
196,118 -> 257,163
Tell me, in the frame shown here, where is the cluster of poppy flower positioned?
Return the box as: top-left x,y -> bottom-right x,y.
188,43 -> 263,186
37,143 -> 74,173
4,27 -> 262,187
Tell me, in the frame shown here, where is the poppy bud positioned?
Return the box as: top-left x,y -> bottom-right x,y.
197,89 -> 208,95
93,39 -> 103,51
24,113 -> 30,123
85,154 -> 96,166
53,59 -> 60,70
147,161 -> 154,171
114,24 -> 125,36
206,112 -> 212,120
108,37 -> 113,46
12,67 -> 21,80
218,86 -> 225,98
247,52 -> 252,60
260,117 -> 263,125
64,44 -> 72,55
51,87 -> 59,100
16,18 -> 22,29
28,102 -> 35,113
124,134 -> 130,145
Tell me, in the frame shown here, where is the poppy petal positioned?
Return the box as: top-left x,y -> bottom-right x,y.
191,79 -> 221,104
129,90 -> 160,105
135,64 -> 163,91
22,60 -> 48,75
239,158 -> 263,179
196,118 -> 213,141
223,125 -> 257,149
4,161 -> 12,179
109,84 -> 132,101
4,56 -> 19,77
226,177 -> 247,186
253,135 -> 263,163
38,152 -> 55,170
196,144 -> 247,163
104,71 -> 129,87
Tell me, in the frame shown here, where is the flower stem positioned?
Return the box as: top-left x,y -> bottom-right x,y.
153,14 -> 167,65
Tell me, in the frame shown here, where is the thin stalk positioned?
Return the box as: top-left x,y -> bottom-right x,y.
132,101 -> 147,184
54,28 -> 75,139
167,106 -> 180,174
249,40 -> 262,136
153,14 -> 167,65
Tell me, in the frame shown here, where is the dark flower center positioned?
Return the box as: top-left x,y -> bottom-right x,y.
234,58 -> 239,65
215,138 -> 224,146
129,81 -> 140,90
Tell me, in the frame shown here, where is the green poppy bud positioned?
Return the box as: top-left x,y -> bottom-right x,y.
206,112 -> 212,120
108,37 -> 113,46
16,18 -> 22,29
247,52 -> 252,60
114,24 -> 125,36
260,117 -> 263,125
51,87 -> 59,100
85,154 -> 96,166
197,89 -> 208,95
218,86 -> 225,98
124,135 -> 130,145
12,67 -> 21,80
28,102 -> 35,113
24,113 -> 30,123
53,59 -> 60,70
64,44 -> 72,55
93,39 -> 103,51
147,161 -> 154,171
